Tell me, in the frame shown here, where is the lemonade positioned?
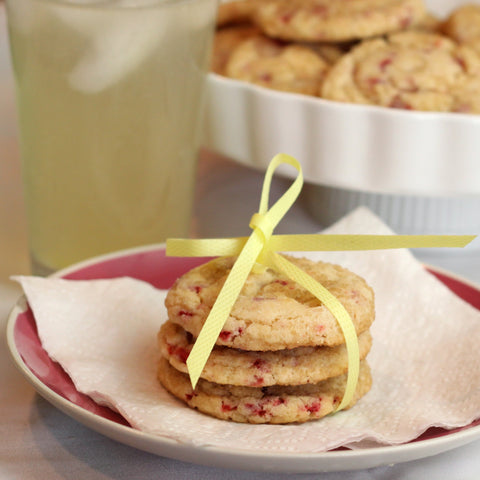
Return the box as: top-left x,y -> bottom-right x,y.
6,0 -> 216,274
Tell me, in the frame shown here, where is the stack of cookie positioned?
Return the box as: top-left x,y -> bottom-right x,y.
211,0 -> 480,114
157,255 -> 375,424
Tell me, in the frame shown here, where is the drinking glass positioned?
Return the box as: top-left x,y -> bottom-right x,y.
6,0 -> 217,275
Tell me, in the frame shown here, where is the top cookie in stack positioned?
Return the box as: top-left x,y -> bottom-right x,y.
157,254 -> 375,424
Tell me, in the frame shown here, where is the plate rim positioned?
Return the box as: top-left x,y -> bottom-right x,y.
6,244 -> 480,473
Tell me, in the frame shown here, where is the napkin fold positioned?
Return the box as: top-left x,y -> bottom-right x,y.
14,208 -> 480,453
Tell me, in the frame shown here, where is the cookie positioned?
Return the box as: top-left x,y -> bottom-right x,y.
321,31 -> 480,113
159,320 -> 372,386
252,0 -> 427,43
157,357 -> 372,423
211,24 -> 260,75
442,4 -> 480,44
165,255 -> 375,351
225,34 -> 330,95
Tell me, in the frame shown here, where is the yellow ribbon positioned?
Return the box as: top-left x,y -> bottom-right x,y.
166,153 -> 476,412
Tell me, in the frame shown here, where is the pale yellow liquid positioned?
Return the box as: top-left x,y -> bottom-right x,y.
7,0 -> 215,273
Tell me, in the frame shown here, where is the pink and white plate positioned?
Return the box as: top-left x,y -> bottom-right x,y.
6,245 -> 480,473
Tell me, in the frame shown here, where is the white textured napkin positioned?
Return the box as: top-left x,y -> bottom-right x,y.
14,208 -> 480,453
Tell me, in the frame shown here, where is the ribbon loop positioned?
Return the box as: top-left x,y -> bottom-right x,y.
184,154 -> 309,389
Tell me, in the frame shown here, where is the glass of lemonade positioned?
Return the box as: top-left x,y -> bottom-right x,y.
6,0 -> 217,275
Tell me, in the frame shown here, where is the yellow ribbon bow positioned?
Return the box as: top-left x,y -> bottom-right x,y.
166,153 -> 475,412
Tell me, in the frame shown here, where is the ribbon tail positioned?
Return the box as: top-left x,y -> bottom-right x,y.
186,232 -> 264,388
268,234 -> 477,252
166,237 -> 247,257
267,252 -> 360,412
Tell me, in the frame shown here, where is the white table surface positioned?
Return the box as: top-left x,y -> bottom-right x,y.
1,4 -> 480,479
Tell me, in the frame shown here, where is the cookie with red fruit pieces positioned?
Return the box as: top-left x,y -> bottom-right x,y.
158,320 -> 372,387
157,357 -> 372,424
224,34 -> 330,95
321,31 -> 480,114
164,254 -> 375,351
252,0 -> 427,43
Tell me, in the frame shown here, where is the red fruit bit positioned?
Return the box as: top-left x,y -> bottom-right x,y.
399,6 -> 414,29
245,402 -> 268,417
454,56 -> 467,71
175,346 -> 190,363
259,73 -> 272,83
350,289 -> 361,304
250,375 -> 265,387
192,285 -> 203,294
178,310 -> 193,317
399,14 -> 413,29
403,77 -> 419,93
274,279 -> 296,291
367,77 -> 383,88
252,359 -> 263,369
389,95 -> 413,110
252,358 -> 268,370
379,57 -> 392,72
272,397 -> 287,407
312,5 -> 328,16
316,324 -> 325,333
280,11 -> 294,24
185,392 -> 196,402
219,327 -> 243,342
304,399 -> 322,414
219,330 -> 232,341
166,343 -> 190,363
454,103 -> 472,113
221,402 -> 237,413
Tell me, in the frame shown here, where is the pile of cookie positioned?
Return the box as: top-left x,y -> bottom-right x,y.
212,0 -> 480,114
157,255 -> 375,424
